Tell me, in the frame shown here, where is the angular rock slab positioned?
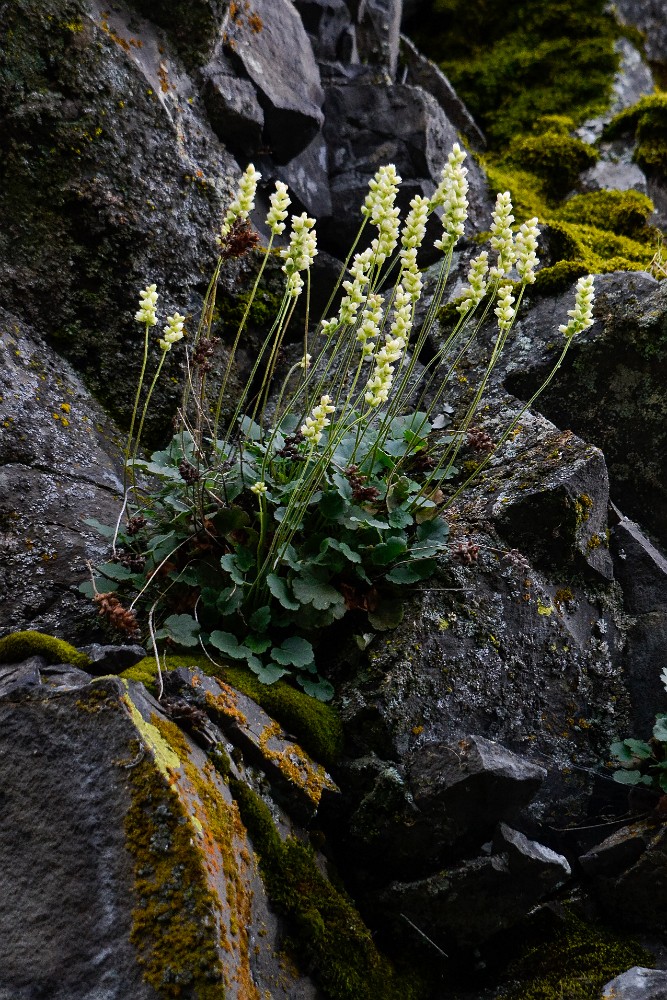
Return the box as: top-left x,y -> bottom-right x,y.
379,822 -> 569,950
0,674 -> 319,999
588,822 -> 667,932
221,0 -> 324,162
603,967 -> 667,1000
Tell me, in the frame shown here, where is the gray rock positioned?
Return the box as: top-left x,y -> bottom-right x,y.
202,68 -> 265,158
592,824 -> 667,931
127,0 -> 227,66
322,81 -> 490,253
353,0 -> 402,80
576,38 -> 654,145
295,0 -> 358,65
80,644 -> 148,673
0,658 -> 45,700
614,0 -> 667,65
602,967 -> 667,1000
579,160 -> 648,195
279,133 -> 333,219
379,823 -> 570,949
579,821 -> 655,878
399,34 -> 486,150
0,314 -> 124,641
221,0 -> 324,163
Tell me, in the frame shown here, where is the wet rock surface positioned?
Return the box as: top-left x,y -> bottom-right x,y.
603,966 -> 667,1000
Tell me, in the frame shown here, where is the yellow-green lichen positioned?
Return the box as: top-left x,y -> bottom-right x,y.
122,684 -> 181,778
122,654 -> 344,768
0,630 -> 91,669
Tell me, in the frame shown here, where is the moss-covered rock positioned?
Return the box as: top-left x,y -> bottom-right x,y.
605,93 -> 667,177
0,630 -> 91,669
122,653 -> 344,767
505,130 -> 599,201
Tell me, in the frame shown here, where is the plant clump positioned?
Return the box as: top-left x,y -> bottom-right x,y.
87,152 -> 595,701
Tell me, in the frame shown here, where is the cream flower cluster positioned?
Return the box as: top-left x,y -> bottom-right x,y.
362,164 -> 402,267
321,248 -> 374,336
399,194 -> 430,301
300,395 -> 335,445
559,275 -> 595,339
135,284 -> 158,326
432,144 -> 469,254
456,251 -> 489,316
356,293 -> 384,359
158,312 -> 185,352
266,181 -> 291,236
220,164 -> 261,238
494,284 -> 516,334
515,217 -> 540,284
281,213 -> 318,298
250,481 -> 268,496
489,191 -> 516,279
364,285 -> 411,407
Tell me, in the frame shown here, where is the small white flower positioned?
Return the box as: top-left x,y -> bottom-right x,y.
494,284 -> 515,333
515,217 -> 540,285
300,395 -> 335,445
250,481 -> 268,496
266,180 -> 291,235
489,191 -> 516,280
135,284 -> 158,326
432,144 -> 469,254
299,353 -> 312,370
399,195 -> 429,301
559,275 -> 595,339
281,213 -> 317,298
220,163 -> 261,238
158,312 -> 185,352
364,286 -> 411,407
457,251 -> 489,316
356,293 -> 384,359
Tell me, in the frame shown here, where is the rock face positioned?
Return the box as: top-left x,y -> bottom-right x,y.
603,966 -> 667,1000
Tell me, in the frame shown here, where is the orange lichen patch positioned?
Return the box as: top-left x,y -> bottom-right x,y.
151,716 -> 260,998
258,721 -> 338,806
205,679 -> 248,727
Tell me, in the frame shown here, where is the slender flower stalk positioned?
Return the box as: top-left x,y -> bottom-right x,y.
321,248 -> 374,335
399,194 -> 429,301
364,285 -> 411,407
125,284 -> 159,489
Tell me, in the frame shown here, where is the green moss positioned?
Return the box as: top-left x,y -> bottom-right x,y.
0,630 -> 91,669
505,130 -> 598,201
555,190 -> 655,237
125,752 -> 227,998
122,655 -> 344,768
228,778 -> 427,1000
500,907 -> 653,1000
605,93 -> 667,177
409,0 -> 619,147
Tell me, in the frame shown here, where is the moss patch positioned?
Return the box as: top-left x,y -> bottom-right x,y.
122,654 -> 344,767
0,630 -> 91,669
499,907 -> 653,1000
228,777 -> 427,1000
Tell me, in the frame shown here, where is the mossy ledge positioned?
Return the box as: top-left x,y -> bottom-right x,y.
227,774 -> 427,1000
121,654 -> 344,768
499,906 -> 653,1000
0,630 -> 91,670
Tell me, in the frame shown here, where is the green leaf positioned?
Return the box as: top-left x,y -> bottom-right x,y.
97,561 -> 134,582
388,508 -> 413,529
239,415 -> 264,441
612,769 -> 651,785
610,740 -> 635,763
386,476 -> 412,512
297,674 -> 334,701
368,596 -> 404,631
156,614 -> 201,648
245,634 -> 272,654
209,630 -> 247,659
251,661 -> 289,685
249,607 -> 271,631
412,517 -> 449,557
83,517 -> 116,539
322,538 -> 362,564
213,507 -> 250,535
653,715 -> 667,742
235,546 -> 256,573
320,491 -> 347,520
624,739 -> 653,759
660,772 -> 667,793
385,559 -> 437,584
221,553 -> 246,585
271,636 -> 315,668
292,574 -> 346,612
371,535 -> 408,566
267,574 -> 300,610
217,586 -> 244,615
79,578 -> 118,597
